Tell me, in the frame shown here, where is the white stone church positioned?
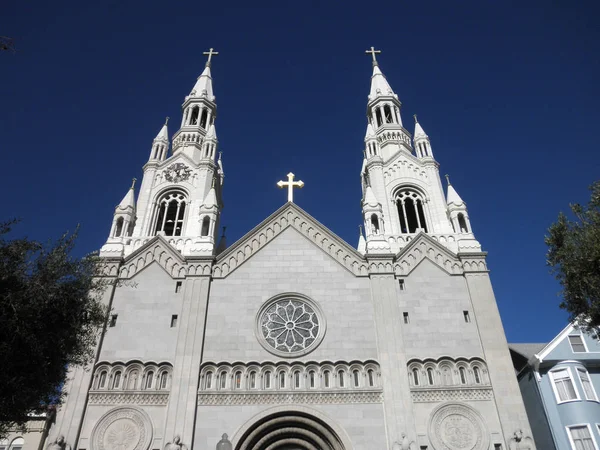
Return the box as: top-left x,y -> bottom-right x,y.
48,48 -> 536,450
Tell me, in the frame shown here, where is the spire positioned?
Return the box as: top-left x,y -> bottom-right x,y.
202,183 -> 218,208
155,117 -> 169,141
445,175 -> 465,206
413,114 -> 427,139
190,65 -> 215,101
363,185 -> 380,206
364,123 -> 375,140
205,123 -> 217,140
116,178 -> 136,212
369,64 -> 395,100
357,225 -> 366,254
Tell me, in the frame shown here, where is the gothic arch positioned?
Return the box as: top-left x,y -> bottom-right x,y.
233,406 -> 352,450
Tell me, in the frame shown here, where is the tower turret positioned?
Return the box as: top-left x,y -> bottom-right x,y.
172,48 -> 219,163
445,175 -> 473,234
149,118 -> 170,162
100,179 -> 137,257
413,115 -> 433,159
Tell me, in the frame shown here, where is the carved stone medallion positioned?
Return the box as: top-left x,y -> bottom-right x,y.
164,163 -> 191,183
428,403 -> 489,450
91,407 -> 152,450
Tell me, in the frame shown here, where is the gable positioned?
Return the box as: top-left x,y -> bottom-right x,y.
213,204 -> 369,278
393,233 -> 463,276
119,236 -> 188,279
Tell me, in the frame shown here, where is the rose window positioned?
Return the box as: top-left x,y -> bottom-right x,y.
257,295 -> 325,357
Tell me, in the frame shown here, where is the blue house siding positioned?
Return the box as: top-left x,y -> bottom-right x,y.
517,368 -> 556,450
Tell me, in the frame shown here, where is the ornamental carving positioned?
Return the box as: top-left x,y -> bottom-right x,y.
197,391 -> 383,406
428,403 -> 489,450
91,407 -> 153,450
256,293 -> 326,357
163,163 -> 191,183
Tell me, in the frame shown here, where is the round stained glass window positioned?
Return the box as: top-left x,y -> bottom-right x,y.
256,294 -> 326,357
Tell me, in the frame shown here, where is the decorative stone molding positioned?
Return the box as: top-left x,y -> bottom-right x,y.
88,392 -> 169,406
197,391 -> 383,406
213,204 -> 369,278
118,237 -> 188,279
91,407 -> 153,450
383,155 -> 429,183
411,388 -> 493,403
459,253 -> 488,273
428,402 -> 490,450
394,234 -> 463,276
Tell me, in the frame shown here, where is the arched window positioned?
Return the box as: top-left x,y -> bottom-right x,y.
98,370 -> 107,389
219,371 -> 227,389
459,367 -> 467,384
324,370 -> 330,388
114,217 -> 124,237
412,368 -> 420,386
127,370 -> 138,390
145,371 -> 154,389
201,216 -> 210,236
235,371 -> 242,389
8,438 -> 23,450
189,107 -> 199,125
112,371 -> 121,389
338,370 -> 345,388
368,369 -> 375,387
205,371 -> 213,389
200,109 -> 208,129
458,213 -> 469,233
264,371 -> 271,389
370,214 -> 380,235
474,367 -> 481,384
294,371 -> 301,389
396,189 -> 428,233
309,371 -> 316,388
353,370 -> 360,387
279,372 -> 286,389
375,109 -> 383,127
160,372 -> 168,389
249,371 -> 256,389
427,368 -> 435,385
154,191 -> 186,236
383,105 -> 393,123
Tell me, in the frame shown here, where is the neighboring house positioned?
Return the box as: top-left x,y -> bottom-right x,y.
510,323 -> 600,450
0,413 -> 53,450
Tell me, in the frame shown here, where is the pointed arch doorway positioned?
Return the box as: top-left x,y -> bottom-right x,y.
234,410 -> 347,450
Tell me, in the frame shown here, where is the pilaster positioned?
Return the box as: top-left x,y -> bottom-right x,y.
164,258 -> 214,444
367,256 -> 416,447
462,255 -> 536,449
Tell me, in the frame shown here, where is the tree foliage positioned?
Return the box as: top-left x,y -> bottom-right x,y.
546,181 -> 600,333
0,221 -> 108,437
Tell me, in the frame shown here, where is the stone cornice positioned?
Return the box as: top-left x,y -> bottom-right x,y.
410,387 -> 493,403
88,391 -> 169,406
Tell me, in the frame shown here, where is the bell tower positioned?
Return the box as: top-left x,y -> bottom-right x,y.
100,49 -> 224,258
359,48 -> 480,255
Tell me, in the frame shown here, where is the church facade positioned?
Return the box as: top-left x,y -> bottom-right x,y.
48,49 -> 536,450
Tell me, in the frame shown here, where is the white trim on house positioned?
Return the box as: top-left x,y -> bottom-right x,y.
576,367 -> 599,402
566,423 -> 599,450
535,323 -> 575,363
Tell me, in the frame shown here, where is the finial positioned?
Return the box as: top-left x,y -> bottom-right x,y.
218,151 -> 222,161
165,116 -> 169,125
359,224 -> 364,235
365,46 -> 381,67
130,178 -> 137,189
445,174 -> 451,186
211,176 -> 216,188
203,47 -> 219,67
413,114 -> 418,124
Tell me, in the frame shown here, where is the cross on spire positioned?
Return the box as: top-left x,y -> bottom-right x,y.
203,47 -> 219,67
131,178 -> 137,189
365,46 -> 381,66
445,174 -> 451,186
277,172 -> 304,203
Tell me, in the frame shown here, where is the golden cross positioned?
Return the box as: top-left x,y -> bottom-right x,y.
203,48 -> 219,66
365,46 -> 381,65
277,172 -> 304,203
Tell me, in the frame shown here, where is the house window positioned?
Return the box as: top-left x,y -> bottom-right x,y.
577,368 -> 598,401
427,368 -> 435,385
473,367 -> 481,384
205,371 -> 212,389
219,371 -> 227,389
279,372 -> 286,389
235,371 -> 242,389
412,368 -> 420,386
294,371 -> 301,389
338,370 -> 345,388
459,367 -> 467,384
353,370 -> 360,387
324,371 -> 330,388
399,279 -> 405,290
569,335 -> 587,353
160,372 -> 168,389
309,371 -> 316,388
264,371 -> 271,389
98,370 -> 107,389
170,315 -> 178,327
175,281 -> 182,293
368,369 -> 375,387
249,371 -> 256,389
550,368 -> 579,402
145,371 -> 154,389
463,311 -> 471,323
567,425 -> 597,450
112,371 -> 121,389
403,312 -> 410,324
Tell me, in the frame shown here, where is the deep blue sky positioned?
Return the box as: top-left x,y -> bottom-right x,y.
2,1 -> 599,344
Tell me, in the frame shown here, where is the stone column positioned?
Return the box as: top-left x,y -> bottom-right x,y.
164,260 -> 214,444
